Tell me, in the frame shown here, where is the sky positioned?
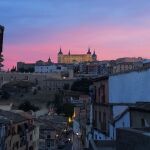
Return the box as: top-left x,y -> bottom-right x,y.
0,0 -> 150,69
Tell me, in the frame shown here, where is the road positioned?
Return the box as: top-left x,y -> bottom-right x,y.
72,134 -> 83,150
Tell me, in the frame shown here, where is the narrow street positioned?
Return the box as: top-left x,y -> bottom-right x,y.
72,134 -> 83,150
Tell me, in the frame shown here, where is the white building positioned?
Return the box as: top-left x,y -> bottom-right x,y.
35,64 -> 67,73
92,68 -> 150,141
109,68 -> 150,103
35,58 -> 68,73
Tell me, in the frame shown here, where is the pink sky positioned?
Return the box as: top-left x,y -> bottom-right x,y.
3,24 -> 150,69
1,0 -> 150,69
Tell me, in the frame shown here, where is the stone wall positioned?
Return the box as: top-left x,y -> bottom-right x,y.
0,72 -> 74,88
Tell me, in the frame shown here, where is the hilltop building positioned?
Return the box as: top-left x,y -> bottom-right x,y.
35,57 -> 68,73
17,62 -> 35,72
57,48 -> 97,64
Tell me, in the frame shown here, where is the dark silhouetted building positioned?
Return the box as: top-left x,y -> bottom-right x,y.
0,25 -> 4,54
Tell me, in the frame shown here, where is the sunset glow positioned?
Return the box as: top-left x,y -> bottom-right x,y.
1,0 -> 150,69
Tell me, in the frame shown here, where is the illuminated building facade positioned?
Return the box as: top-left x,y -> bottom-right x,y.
58,48 -> 97,64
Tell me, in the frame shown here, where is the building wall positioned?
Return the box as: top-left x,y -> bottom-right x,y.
109,68 -> 150,103
93,78 -> 109,104
45,79 -> 75,91
109,112 -> 130,140
131,110 -> 150,128
0,125 -> 6,150
73,120 -> 81,135
116,128 -> 150,150
92,77 -> 111,134
111,63 -> 134,74
110,61 -> 143,75
0,25 -> 4,54
0,72 -> 70,88
93,105 -> 112,133
112,105 -> 128,118
32,126 -> 39,150
35,65 -> 67,73
2,119 -> 39,150
39,128 -> 57,150
93,130 -> 111,141
87,64 -> 99,75
17,62 -> 35,72
97,107 -> 150,140
58,54 -> 93,64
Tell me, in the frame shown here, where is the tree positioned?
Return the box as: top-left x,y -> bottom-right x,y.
10,66 -> 16,72
0,53 -> 4,71
63,83 -> 70,90
62,103 -> 74,117
71,78 -> 93,93
53,94 -> 63,114
1,91 -> 10,99
18,101 -> 39,112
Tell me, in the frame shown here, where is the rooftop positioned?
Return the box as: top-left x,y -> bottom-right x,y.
0,109 -> 27,125
113,102 -> 150,123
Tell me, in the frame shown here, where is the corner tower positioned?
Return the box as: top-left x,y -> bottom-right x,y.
58,47 -> 63,63
86,47 -> 93,62
87,47 -> 91,55
92,50 -> 97,61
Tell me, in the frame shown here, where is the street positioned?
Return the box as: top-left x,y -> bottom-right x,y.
72,133 -> 83,150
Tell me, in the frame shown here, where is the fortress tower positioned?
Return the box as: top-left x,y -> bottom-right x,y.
57,48 -> 97,64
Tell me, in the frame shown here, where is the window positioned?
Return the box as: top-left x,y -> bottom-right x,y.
93,86 -> 96,102
141,118 -> 145,127
98,87 -> 100,97
47,135 -> 51,139
95,134 -> 97,140
122,122 -> 125,127
30,134 -> 32,141
99,112 -> 101,124
102,112 -> 106,131
29,146 -> 33,150
95,110 -> 97,126
94,110 -> 96,120
50,140 -> 55,147
16,142 -> 19,149
100,85 -> 106,103
25,76 -> 29,80
47,141 -> 50,147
